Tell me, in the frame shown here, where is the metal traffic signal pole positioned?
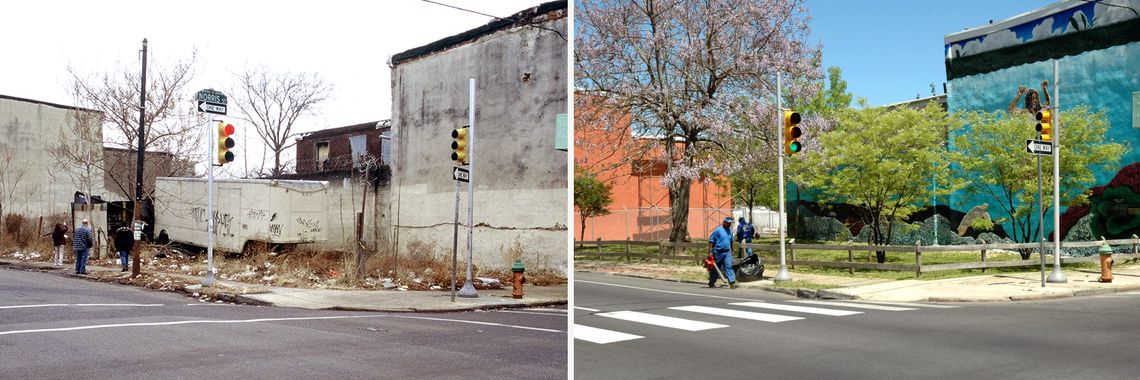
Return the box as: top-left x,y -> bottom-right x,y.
1047,60 -> 1067,283
774,72 -> 792,282
458,77 -> 478,298
203,118 -> 217,287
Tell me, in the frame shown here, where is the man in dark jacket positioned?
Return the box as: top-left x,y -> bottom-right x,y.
114,226 -> 134,272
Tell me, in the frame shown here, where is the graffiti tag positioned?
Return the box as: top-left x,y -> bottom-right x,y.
296,217 -> 322,233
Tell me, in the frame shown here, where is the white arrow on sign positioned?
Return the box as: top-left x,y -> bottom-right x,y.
197,101 -> 227,115
1026,139 -> 1053,155
453,167 -> 470,182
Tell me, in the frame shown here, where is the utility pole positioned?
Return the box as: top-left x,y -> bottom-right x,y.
458,77 -> 478,298
1047,59 -> 1067,283
774,72 -> 792,282
130,38 -> 147,277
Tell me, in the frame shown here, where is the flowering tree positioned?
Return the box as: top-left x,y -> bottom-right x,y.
575,0 -> 822,242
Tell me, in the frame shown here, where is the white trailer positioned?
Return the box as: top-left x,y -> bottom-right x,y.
154,177 -> 330,253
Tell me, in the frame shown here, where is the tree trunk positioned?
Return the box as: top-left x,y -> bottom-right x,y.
668,177 -> 692,243
580,218 -> 588,249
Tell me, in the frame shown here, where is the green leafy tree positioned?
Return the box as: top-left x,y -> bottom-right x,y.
796,102 -> 959,262
574,170 -> 614,245
726,66 -> 852,222
951,106 -> 1127,253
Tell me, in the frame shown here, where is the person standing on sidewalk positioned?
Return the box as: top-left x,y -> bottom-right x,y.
113,226 -> 133,272
708,217 -> 736,288
736,217 -> 754,257
73,219 -> 94,275
46,223 -> 69,266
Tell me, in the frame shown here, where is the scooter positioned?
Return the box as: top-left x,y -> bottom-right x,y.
733,254 -> 764,282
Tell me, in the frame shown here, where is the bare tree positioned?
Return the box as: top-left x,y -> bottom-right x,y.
0,145 -> 31,229
66,49 -> 204,200
232,66 -> 332,177
46,108 -> 105,223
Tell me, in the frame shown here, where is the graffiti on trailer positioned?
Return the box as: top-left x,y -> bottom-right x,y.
213,211 -> 234,235
269,224 -> 283,237
246,209 -> 270,221
295,217 -> 322,233
190,207 -> 207,225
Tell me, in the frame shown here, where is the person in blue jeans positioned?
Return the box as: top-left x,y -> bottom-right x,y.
114,226 -> 134,272
708,217 -> 736,288
736,217 -> 754,257
73,219 -> 94,275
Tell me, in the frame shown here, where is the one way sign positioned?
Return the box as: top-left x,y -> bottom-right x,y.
453,166 -> 470,182
1026,139 -> 1053,155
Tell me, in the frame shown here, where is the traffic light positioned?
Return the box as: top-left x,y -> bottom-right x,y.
1036,109 -> 1052,142
451,126 -> 469,164
217,121 -> 235,166
784,110 -> 802,155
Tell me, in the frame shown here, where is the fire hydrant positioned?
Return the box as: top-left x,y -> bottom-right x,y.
1098,240 -> 1113,283
511,259 -> 526,299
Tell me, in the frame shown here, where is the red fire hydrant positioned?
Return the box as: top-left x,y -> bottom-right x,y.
1098,240 -> 1113,283
511,259 -> 526,299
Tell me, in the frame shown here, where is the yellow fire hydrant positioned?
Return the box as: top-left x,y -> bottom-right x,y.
1098,240 -> 1113,283
511,259 -> 526,299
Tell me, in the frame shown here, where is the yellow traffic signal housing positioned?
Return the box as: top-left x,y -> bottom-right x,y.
1036,109 -> 1052,142
784,110 -> 802,155
217,122 -> 235,165
451,127 -> 469,164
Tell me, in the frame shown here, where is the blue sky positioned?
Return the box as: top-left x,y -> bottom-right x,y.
805,0 -> 1051,106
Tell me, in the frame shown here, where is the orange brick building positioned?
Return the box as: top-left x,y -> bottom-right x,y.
574,96 -> 732,242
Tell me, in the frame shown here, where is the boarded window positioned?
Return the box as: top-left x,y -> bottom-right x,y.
315,141 -> 330,170
349,134 -> 367,166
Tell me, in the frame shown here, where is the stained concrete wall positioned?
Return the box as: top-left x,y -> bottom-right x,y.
0,95 -> 105,219
390,6 -> 568,273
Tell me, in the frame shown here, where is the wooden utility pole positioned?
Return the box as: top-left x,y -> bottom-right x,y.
131,38 -> 147,277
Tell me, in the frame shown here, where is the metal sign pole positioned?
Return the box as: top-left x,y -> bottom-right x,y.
451,178 -> 460,302
458,77 -> 478,298
774,72 -> 791,282
203,118 -> 216,286
1047,59 -> 1067,283
1038,128 -> 1046,287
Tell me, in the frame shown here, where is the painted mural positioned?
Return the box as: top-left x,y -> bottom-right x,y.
943,0 -> 1140,250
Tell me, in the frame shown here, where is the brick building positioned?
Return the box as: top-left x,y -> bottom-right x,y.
294,120 -> 391,176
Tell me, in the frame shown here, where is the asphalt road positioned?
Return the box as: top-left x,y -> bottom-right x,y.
574,271 -> 1140,379
0,266 -> 566,380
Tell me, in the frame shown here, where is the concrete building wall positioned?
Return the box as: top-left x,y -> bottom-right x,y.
389,3 -> 568,273
0,95 -> 105,219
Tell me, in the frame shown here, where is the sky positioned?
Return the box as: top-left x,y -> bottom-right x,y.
805,0 -> 1052,106
0,0 -> 549,174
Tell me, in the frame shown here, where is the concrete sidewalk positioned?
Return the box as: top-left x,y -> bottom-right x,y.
0,259 -> 568,312
578,260 -> 1140,303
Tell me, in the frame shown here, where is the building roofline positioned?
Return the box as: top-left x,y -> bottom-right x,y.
389,1 -> 566,67
943,0 -> 1083,44
0,93 -> 102,115
297,120 -> 390,141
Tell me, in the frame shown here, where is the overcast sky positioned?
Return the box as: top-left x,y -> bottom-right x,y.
1,0 -> 550,175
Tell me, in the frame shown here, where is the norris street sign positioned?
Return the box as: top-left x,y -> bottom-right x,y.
453,166 -> 470,182
196,89 -> 228,115
1026,139 -> 1053,155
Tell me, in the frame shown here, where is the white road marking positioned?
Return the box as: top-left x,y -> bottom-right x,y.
0,314 -> 564,337
575,279 -> 768,302
669,305 -> 803,323
792,300 -> 917,311
574,324 -> 643,344
597,310 -> 727,331
575,306 -> 601,312
0,303 -> 163,310
730,302 -> 863,316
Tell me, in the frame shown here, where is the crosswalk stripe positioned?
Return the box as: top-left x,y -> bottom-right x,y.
855,301 -> 959,309
730,302 -> 862,316
669,305 -> 804,322
792,300 -> 917,311
574,324 -> 643,344
597,311 -> 728,331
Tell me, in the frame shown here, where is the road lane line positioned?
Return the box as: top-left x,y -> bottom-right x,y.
597,311 -> 727,331
575,279 -> 769,302
730,302 -> 863,316
0,303 -> 163,310
575,306 -> 601,312
574,324 -> 643,344
0,314 -> 564,336
669,306 -> 803,322
792,300 -> 917,311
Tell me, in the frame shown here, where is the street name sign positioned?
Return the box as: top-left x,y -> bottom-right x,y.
453,167 -> 470,182
1026,139 -> 1053,155
196,89 -> 228,115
